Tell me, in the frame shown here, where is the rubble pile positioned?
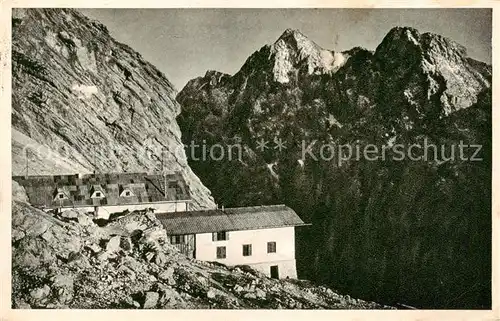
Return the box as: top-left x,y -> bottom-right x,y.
12,193 -> 391,309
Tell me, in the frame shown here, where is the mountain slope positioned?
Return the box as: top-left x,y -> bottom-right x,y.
177,27 -> 492,308
11,8 -> 214,209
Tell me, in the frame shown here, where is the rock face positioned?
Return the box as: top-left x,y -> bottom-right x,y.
11,197 -> 391,309
11,8 -> 214,209
177,27 -> 491,308
270,28 -> 348,83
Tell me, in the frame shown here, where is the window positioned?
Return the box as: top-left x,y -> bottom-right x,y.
170,235 -> 185,245
242,244 -> 252,256
120,188 -> 134,197
216,246 -> 226,259
212,231 -> 229,241
91,189 -> 105,198
267,241 -> 277,253
54,192 -> 67,201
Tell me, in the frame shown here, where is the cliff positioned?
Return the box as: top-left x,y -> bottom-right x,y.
11,8 -> 214,209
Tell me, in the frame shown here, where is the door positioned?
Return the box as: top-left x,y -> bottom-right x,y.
270,265 -> 279,279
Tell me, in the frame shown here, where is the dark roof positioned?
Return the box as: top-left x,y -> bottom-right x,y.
156,204 -> 308,234
12,172 -> 191,208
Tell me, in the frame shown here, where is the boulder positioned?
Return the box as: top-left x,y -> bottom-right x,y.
30,284 -> 51,303
61,210 -> 78,219
13,298 -> 31,309
154,251 -> 167,266
233,284 -> 244,293
121,256 -> 143,272
85,242 -> 101,254
157,284 -> 183,306
117,265 -> 136,280
96,251 -> 109,262
17,211 -> 54,238
56,288 -> 73,304
106,235 -> 122,253
158,266 -> 176,285
67,250 -> 89,265
145,252 -> 155,262
40,230 -> 54,243
206,288 -> 217,299
143,291 -> 159,309
12,180 -> 29,202
255,288 -> 267,299
121,296 -> 141,308
12,228 -> 25,243
77,213 -> 93,226
141,227 -> 169,249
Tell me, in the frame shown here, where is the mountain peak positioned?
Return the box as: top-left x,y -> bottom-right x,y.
376,26 -> 468,62
274,28 -> 318,50
269,28 -> 348,83
277,28 -> 305,40
386,26 -> 421,42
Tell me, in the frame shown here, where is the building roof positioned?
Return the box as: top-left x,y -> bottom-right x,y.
13,172 -> 191,209
156,204 -> 308,234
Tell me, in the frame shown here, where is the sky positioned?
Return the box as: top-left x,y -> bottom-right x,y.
79,9 -> 492,91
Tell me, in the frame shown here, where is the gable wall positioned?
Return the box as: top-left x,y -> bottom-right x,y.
195,226 -> 296,266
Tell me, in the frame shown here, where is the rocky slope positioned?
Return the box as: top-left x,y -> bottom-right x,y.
11,183 -> 390,309
177,28 -> 492,308
11,8 -> 214,208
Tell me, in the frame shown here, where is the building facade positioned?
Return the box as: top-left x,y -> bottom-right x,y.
14,173 -> 310,279
13,172 -> 191,219
156,205 -> 309,279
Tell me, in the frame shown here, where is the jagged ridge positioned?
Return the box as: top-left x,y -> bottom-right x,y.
176,27 -> 492,308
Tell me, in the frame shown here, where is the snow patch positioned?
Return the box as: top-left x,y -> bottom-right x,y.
270,32 -> 349,83
406,30 -> 419,46
332,52 -> 348,71
271,40 -> 294,83
387,136 -> 397,147
76,45 -> 98,73
45,32 -> 70,59
266,162 -> 279,179
72,84 -> 98,99
327,114 -> 343,128
320,50 -> 334,69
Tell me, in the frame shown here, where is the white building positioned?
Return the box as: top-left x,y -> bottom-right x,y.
156,205 -> 309,279
13,172 -> 191,218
